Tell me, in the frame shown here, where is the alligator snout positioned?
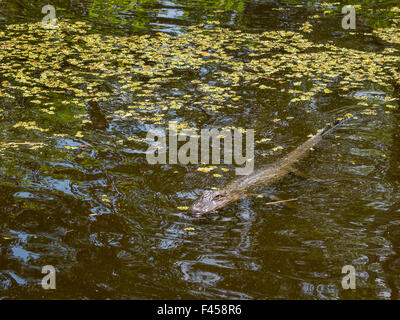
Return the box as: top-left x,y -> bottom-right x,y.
189,206 -> 207,216
189,190 -> 230,216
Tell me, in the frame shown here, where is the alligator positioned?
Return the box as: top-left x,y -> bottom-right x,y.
189,119 -> 345,216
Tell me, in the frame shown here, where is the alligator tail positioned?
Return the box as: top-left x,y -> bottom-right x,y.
320,118 -> 347,137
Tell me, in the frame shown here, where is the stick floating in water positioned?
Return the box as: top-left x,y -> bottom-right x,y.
264,198 -> 298,205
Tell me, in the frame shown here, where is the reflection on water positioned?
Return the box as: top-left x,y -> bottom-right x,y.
0,0 -> 400,299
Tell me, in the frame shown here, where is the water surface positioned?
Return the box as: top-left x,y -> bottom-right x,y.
0,0 -> 400,299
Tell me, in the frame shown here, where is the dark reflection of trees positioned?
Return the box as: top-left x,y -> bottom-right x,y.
383,79 -> 400,299
282,0 -> 399,29
68,0 -> 90,16
2,0 -> 398,35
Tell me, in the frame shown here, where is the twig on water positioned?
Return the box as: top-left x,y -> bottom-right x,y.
265,198 -> 298,205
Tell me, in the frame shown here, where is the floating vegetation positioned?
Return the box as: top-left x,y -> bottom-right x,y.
0,12 -> 399,204
0,20 -> 398,120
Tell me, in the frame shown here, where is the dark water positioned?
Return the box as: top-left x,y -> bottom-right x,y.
0,0 -> 400,299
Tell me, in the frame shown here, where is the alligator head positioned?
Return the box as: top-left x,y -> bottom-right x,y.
189,190 -> 237,216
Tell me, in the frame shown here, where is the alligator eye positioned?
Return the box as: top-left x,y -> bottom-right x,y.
213,194 -> 224,200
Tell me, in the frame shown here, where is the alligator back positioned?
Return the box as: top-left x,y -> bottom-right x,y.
226,119 -> 344,193
190,118 -> 345,215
